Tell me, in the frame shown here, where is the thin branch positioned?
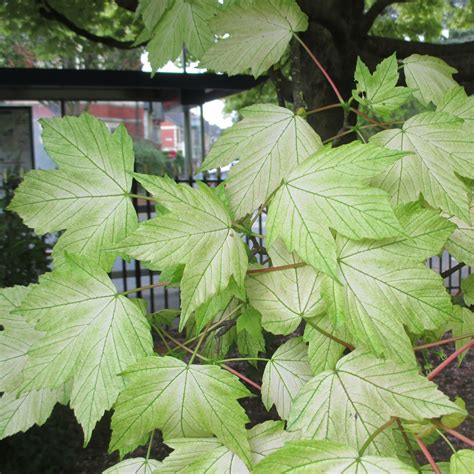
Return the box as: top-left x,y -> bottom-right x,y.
157,326 -> 262,391
293,34 -> 344,104
427,340 -> 474,380
435,428 -> 457,454
217,357 -> 270,364
359,418 -> 396,456
128,193 -> 157,202
250,187 -> 278,227
350,107 -> 389,128
361,0 -> 413,35
305,103 -> 343,117
167,304 -> 242,355
305,318 -> 355,351
415,333 -> 474,351
221,364 -> 262,391
247,262 -> 306,275
188,330 -> 207,365
323,128 -> 355,144
157,326 -> 211,362
145,430 -> 155,460
396,418 -> 419,468
416,438 -> 441,474
120,281 -> 168,296
39,0 -> 145,50
435,422 -> 474,448
441,262 -> 465,279
355,128 -> 367,143
154,326 -> 172,353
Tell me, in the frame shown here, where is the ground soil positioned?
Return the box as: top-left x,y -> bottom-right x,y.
0,347 -> 472,473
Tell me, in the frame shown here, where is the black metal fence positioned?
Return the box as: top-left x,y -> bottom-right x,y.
109,177 -> 471,313
109,176 -> 267,312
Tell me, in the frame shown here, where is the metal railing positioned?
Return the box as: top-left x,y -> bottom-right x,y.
109,177 -> 470,312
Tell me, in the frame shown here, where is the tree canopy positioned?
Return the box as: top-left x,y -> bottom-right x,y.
4,1 -> 474,138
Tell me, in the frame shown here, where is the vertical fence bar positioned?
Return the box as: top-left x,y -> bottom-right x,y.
145,192 -> 155,312
183,106 -> 193,184
121,260 -> 128,292
131,180 -> 142,298
200,104 -> 206,168
448,255 -> 453,292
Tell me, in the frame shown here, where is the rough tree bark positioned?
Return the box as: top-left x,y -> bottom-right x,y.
295,0 -> 474,140
294,0 -> 364,139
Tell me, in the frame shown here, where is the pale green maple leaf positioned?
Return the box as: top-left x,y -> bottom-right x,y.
136,0 -> 174,33
103,457 -> 161,474
0,286 -> 68,439
200,299 -> 239,360
450,306 -> 474,365
0,388 -> 67,440
437,88 -> 474,262
437,85 -> 474,125
246,240 -> 324,335
462,274 -> 474,306
248,420 -> 299,464
287,350 -> 464,457
151,309 -> 180,329
200,0 -> 308,78
109,356 -> 251,464
403,54 -> 458,106
450,449 -> 474,474
446,199 -> 474,267
353,54 -> 412,115
114,175 -> 248,328
143,0 -> 218,71
371,111 -> 474,222
15,254 -> 153,443
236,308 -> 265,363
322,203 -> 454,365
199,104 -> 322,219
304,314 -> 353,375
8,113 -> 137,271
440,397 -> 467,430
160,439 -> 248,473
253,440 -> 417,473
157,439 -> 229,473
0,286 -> 36,391
420,463 -> 450,473
267,142 -> 405,278
193,279 -> 243,333
262,337 -> 313,420
157,421 -> 296,472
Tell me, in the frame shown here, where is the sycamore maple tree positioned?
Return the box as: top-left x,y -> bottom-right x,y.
2,0 -> 474,472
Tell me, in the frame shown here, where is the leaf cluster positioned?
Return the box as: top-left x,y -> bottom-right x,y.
1,1 -> 474,472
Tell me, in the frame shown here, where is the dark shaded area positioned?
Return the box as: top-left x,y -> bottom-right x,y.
0,175 -> 50,287
0,406 -> 174,474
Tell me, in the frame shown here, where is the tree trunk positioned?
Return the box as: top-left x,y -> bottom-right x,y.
295,0 -> 364,140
